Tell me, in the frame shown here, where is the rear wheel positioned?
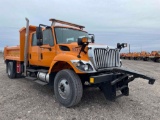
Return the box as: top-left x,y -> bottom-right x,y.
54,69 -> 83,107
7,62 -> 16,79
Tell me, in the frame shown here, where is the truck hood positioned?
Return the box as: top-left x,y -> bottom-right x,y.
57,42 -> 117,60
88,44 -> 116,49
57,43 -> 88,60
58,42 -> 116,52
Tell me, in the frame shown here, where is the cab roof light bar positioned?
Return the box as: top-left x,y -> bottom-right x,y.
49,18 -> 85,30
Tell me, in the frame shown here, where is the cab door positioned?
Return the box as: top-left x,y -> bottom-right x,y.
29,33 -> 41,66
29,28 -> 56,67
40,28 -> 56,67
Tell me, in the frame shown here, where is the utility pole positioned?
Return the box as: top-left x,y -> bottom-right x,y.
129,44 -> 130,53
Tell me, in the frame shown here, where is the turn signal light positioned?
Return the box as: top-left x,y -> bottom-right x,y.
90,78 -> 94,83
82,37 -> 88,43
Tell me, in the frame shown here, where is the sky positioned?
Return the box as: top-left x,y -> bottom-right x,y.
0,0 -> 160,53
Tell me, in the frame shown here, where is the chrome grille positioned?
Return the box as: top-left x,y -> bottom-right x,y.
94,48 -> 120,69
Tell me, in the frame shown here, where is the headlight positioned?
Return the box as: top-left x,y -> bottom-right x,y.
84,64 -> 89,71
71,60 -> 94,72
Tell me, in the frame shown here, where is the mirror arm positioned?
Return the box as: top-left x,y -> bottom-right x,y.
77,44 -> 88,58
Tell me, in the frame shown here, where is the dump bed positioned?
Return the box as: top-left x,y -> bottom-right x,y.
4,45 -> 21,61
4,26 -> 36,61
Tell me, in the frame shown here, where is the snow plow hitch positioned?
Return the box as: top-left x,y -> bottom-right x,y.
90,68 -> 155,101
112,67 -> 155,85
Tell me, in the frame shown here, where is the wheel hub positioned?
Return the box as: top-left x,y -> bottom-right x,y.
58,79 -> 70,99
60,84 -> 65,92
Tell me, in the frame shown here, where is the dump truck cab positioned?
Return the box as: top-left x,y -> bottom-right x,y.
3,18 -> 155,108
28,20 -> 96,74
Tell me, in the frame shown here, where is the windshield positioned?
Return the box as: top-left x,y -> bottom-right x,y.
55,28 -> 88,44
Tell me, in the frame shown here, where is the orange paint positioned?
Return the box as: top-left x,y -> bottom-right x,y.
4,25 -> 90,74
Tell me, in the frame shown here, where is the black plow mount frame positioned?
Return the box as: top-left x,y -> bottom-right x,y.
92,67 -> 155,101
113,67 -> 155,85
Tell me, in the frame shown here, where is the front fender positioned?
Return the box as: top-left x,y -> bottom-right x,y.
48,54 -> 84,74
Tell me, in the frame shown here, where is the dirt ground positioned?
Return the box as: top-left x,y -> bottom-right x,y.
0,53 -> 160,120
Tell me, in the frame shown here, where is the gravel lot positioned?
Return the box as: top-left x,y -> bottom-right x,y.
0,53 -> 160,120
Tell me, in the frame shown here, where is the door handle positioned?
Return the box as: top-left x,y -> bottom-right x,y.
40,47 -> 52,51
41,53 -> 43,59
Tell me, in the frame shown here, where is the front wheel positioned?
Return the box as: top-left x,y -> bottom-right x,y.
54,69 -> 83,107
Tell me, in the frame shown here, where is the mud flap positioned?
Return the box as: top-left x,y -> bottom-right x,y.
100,81 -> 116,100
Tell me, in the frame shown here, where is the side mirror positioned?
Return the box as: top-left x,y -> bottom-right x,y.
78,37 -> 86,46
117,43 -> 127,50
122,43 -> 127,48
91,36 -> 95,43
78,37 -> 91,46
36,26 -> 43,46
37,40 -> 43,46
117,43 -> 120,49
89,34 -> 95,43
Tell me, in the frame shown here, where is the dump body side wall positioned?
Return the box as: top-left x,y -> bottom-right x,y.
4,26 -> 37,62
4,46 -> 21,61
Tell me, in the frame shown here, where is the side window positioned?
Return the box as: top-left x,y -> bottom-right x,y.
32,33 -> 37,46
43,29 -> 54,46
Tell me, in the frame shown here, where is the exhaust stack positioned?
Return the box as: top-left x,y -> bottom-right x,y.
24,18 -> 29,76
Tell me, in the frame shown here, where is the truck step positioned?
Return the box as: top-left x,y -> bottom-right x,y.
38,69 -> 48,73
26,68 -> 48,73
26,68 -> 38,72
34,80 -> 48,85
25,76 -> 37,80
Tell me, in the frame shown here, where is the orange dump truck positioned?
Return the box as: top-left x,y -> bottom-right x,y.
133,52 -> 141,60
3,18 -> 155,107
130,52 -> 141,60
150,51 -> 160,62
120,53 -> 127,59
140,51 -> 150,61
155,51 -> 160,62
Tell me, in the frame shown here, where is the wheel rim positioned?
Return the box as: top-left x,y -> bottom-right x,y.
58,79 -> 71,99
8,64 -> 11,76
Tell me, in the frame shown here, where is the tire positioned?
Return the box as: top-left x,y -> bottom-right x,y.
54,69 -> 83,107
120,61 -> 122,67
7,62 -> 16,79
16,73 -> 23,78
